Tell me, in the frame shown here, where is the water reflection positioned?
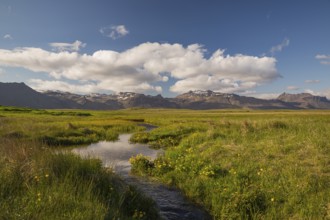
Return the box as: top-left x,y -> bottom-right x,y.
73,134 -> 162,174
73,132 -> 210,220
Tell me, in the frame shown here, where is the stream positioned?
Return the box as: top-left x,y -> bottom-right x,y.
72,129 -> 210,220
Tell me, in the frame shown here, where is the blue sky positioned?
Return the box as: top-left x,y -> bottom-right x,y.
0,0 -> 329,98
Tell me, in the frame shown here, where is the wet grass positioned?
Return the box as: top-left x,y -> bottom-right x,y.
0,108 -> 144,147
0,138 -> 160,219
1,107 -> 330,219
0,107 -> 159,219
129,109 -> 330,219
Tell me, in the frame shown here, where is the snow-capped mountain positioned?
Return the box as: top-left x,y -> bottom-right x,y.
1,83 -> 329,110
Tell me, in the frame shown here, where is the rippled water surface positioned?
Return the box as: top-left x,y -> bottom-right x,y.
73,133 -> 210,220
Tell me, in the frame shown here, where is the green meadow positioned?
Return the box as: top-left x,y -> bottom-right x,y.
1,106 -> 329,219
0,106 -> 158,220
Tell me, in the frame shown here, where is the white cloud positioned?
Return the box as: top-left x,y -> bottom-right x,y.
162,76 -> 169,82
3,34 -> 13,40
315,54 -> 330,65
29,79 -> 97,94
169,48 -> 278,93
0,68 -> 5,75
315,54 -> 329,59
305,79 -> 320,84
0,42 -> 279,94
49,40 -> 86,52
170,75 -> 259,94
29,79 -> 162,94
100,25 -> 129,40
98,80 -> 162,93
270,38 -> 290,55
286,86 -> 299,91
244,92 -> 280,100
0,47 -> 79,78
304,89 -> 330,99
324,90 -> 330,99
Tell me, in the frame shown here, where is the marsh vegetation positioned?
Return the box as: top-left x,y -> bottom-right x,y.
0,106 -> 329,219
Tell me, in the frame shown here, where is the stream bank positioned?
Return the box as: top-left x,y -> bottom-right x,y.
73,131 -> 210,220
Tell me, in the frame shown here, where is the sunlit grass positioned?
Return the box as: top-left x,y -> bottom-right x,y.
0,138 -> 159,219
129,109 -> 330,219
0,107 -> 159,219
1,107 -> 330,219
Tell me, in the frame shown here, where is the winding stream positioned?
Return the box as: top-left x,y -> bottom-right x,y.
72,130 -> 210,220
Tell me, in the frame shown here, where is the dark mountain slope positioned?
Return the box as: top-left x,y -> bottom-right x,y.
175,90 -> 296,109
277,93 -> 330,109
43,91 -> 122,110
1,82 -> 330,110
116,92 -> 178,108
0,82 -> 68,109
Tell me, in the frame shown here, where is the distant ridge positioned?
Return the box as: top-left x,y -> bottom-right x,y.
1,82 -> 330,110
0,82 -> 68,109
277,92 -> 330,109
174,90 -> 296,109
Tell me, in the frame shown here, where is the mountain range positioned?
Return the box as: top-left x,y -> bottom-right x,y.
1,82 -> 330,110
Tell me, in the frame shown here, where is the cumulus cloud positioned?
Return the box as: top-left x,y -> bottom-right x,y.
49,40 -> 86,52
0,47 -> 79,79
170,48 -> 278,93
324,90 -> 330,99
0,42 -> 279,94
3,34 -> 13,40
162,76 -> 169,82
304,89 -> 330,99
100,25 -> 129,40
305,79 -> 320,84
286,86 -> 299,91
170,75 -> 259,94
29,79 -> 162,94
29,79 -> 97,94
245,92 -> 280,100
315,54 -> 330,65
270,38 -> 290,55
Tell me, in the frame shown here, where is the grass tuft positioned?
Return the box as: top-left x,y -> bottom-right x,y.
0,138 -> 160,219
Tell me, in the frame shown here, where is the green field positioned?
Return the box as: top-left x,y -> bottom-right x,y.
1,106 -> 329,219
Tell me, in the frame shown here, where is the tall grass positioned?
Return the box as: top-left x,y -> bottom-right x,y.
0,124 -> 159,219
1,107 -> 329,219
0,108 -> 144,147
130,110 -> 330,219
